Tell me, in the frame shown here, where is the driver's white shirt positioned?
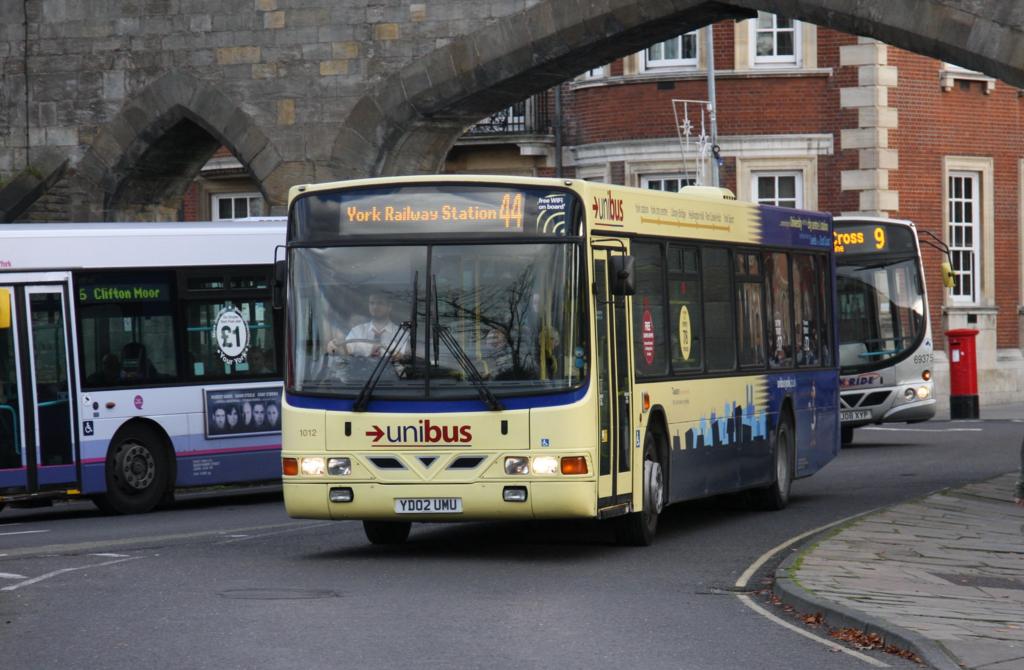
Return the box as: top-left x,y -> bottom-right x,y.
346,320 -> 408,357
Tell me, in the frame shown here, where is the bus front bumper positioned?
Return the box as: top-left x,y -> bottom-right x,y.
283,480 -> 598,522
882,397 -> 936,423
841,397 -> 937,427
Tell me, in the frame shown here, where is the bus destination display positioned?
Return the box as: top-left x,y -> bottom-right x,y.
833,223 -> 915,255
293,185 -> 577,240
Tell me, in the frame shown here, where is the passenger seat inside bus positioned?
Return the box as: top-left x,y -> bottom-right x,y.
120,342 -> 158,381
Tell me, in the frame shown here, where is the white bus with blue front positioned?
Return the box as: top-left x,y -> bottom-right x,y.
0,220 -> 284,513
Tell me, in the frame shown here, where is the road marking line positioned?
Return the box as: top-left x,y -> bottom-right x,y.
0,530 -> 50,537
1,555 -> 141,592
736,513 -> 864,589
737,594 -> 888,667
736,512 -> 891,668
90,553 -> 129,558
0,572 -> 27,579
218,521 -> 333,544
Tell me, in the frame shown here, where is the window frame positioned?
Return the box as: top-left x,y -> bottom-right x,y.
750,11 -> 799,66
641,30 -> 700,71
641,174 -> 697,193
752,171 -> 803,209
212,192 -> 265,221
946,170 -> 981,304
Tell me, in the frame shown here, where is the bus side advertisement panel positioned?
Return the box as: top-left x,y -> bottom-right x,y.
765,370 -> 840,478
757,205 -> 832,250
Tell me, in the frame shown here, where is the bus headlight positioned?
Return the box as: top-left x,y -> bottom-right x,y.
300,457 -> 325,476
327,457 -> 352,476
504,456 -> 529,475
531,456 -> 559,475
904,388 -> 916,401
916,386 -> 930,400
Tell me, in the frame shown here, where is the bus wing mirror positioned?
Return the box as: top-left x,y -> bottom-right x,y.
272,259 -> 287,310
609,255 -> 636,296
940,260 -> 956,289
0,288 -> 9,329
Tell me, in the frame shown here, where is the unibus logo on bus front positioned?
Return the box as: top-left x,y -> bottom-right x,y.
365,420 -> 473,446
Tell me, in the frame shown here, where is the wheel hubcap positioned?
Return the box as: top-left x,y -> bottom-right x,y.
777,430 -> 790,493
119,442 -> 155,490
647,459 -> 664,515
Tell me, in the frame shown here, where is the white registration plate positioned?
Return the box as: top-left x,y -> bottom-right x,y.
841,409 -> 872,422
394,498 -> 463,514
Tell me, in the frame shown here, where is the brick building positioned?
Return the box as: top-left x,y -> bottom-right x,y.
444,13 -> 1024,408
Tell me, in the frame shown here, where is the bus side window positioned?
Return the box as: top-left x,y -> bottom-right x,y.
764,252 -> 793,369
702,247 -> 736,372
668,244 -> 702,373
631,241 -> 668,377
735,252 -> 766,368
792,253 -> 820,367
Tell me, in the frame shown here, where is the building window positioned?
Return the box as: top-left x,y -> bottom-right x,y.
643,30 -> 699,70
751,12 -> 798,66
753,172 -> 802,208
580,65 -> 607,80
948,171 -> 980,303
641,174 -> 696,192
213,193 -> 264,221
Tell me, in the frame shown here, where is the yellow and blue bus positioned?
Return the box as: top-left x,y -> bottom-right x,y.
280,176 -> 839,545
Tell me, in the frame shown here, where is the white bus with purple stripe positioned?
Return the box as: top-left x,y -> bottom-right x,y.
0,220 -> 284,514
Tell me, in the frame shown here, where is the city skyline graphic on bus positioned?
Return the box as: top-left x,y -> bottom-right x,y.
683,383 -> 768,450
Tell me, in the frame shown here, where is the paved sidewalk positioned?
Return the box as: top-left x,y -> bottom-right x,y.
775,473 -> 1024,669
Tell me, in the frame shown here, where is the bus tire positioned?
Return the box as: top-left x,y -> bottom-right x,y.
363,520 -> 411,545
93,424 -> 170,515
841,426 -> 855,446
615,432 -> 664,546
752,414 -> 794,511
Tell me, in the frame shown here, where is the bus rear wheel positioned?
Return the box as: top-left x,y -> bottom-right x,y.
752,415 -> 793,511
363,520 -> 411,545
615,433 -> 664,546
93,424 -> 170,515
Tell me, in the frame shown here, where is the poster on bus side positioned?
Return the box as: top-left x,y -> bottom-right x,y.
204,386 -> 282,439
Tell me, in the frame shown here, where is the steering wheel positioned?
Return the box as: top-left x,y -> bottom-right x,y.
341,338 -> 384,358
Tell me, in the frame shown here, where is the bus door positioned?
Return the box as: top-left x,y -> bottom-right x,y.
0,276 -> 78,496
592,248 -> 633,511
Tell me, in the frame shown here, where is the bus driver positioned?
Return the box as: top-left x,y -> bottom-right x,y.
337,293 -> 408,359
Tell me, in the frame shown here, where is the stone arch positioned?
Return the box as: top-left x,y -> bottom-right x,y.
73,70 -> 283,221
332,0 -> 1024,179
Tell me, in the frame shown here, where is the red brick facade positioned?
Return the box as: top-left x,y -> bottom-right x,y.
449,20 -> 1024,400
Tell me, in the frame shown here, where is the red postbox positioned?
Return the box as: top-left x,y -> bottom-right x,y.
945,328 -> 979,419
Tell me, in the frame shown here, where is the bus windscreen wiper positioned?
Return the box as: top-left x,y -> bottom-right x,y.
352,322 -> 411,412
431,276 -> 503,411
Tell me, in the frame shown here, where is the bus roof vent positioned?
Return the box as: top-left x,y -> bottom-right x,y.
680,186 -> 736,200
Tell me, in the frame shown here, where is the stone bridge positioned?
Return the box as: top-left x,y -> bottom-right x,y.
1,0 -> 1022,221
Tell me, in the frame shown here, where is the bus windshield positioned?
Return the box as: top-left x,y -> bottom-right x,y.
837,256 -> 926,372
289,242 -> 586,398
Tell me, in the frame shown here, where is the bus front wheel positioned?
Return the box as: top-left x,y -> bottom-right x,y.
93,424 -> 170,515
615,433 -> 664,546
364,520 -> 411,545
